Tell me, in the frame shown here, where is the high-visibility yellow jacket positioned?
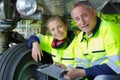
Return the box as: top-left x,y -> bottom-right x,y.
38,33 -> 78,67
74,18 -> 120,74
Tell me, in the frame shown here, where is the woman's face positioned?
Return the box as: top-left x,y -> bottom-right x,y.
48,19 -> 68,40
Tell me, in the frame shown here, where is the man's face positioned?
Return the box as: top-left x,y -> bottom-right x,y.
48,19 -> 67,40
71,5 -> 97,35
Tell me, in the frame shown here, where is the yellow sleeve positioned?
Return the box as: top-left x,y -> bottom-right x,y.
40,35 -> 53,54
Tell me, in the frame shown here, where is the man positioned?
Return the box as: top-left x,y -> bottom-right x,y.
64,1 -> 120,80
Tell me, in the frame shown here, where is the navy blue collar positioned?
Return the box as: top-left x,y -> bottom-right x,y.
92,17 -> 101,36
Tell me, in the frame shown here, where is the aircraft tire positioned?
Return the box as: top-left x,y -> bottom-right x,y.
0,43 -> 49,80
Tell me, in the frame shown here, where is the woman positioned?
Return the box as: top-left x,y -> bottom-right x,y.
27,15 -> 78,68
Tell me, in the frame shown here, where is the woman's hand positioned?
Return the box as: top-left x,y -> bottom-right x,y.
32,42 -> 43,61
54,62 -> 67,69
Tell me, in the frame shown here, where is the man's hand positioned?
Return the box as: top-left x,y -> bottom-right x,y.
64,68 -> 86,80
32,42 -> 43,61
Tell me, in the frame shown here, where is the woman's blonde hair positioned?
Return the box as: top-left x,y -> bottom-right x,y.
46,15 -> 67,27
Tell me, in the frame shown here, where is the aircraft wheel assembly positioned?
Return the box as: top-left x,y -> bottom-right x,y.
0,43 -> 48,80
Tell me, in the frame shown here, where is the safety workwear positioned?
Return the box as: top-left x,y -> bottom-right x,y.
39,31 -> 77,67
74,18 -> 120,74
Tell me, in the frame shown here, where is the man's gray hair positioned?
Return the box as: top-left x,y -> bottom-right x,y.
72,1 -> 94,11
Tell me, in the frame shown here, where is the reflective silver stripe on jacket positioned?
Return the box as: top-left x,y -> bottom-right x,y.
75,58 -> 90,68
75,58 -> 90,64
91,56 -> 107,66
76,64 -> 88,68
107,55 -> 120,74
75,56 -> 107,68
